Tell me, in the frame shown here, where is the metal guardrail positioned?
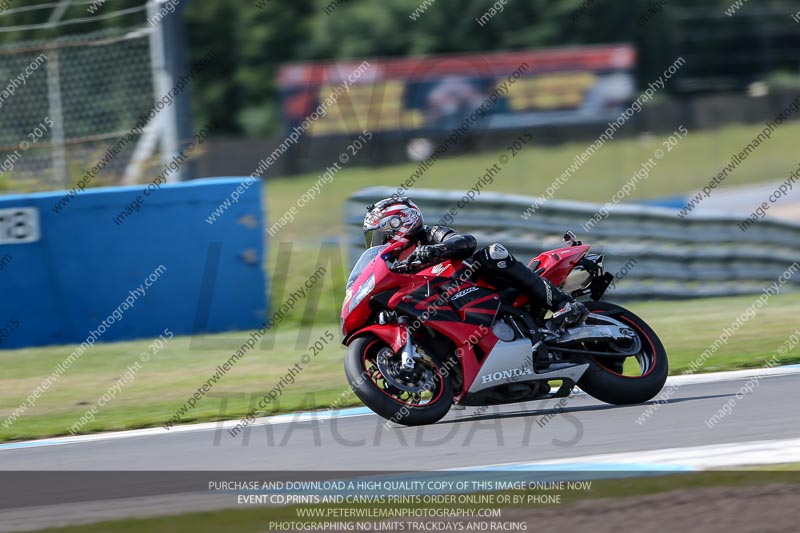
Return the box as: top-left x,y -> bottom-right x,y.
346,187 -> 800,299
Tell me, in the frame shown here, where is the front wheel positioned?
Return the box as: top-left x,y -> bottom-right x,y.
344,334 -> 453,426
577,301 -> 668,405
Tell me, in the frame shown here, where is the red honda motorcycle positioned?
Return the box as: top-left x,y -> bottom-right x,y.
341,231 -> 668,426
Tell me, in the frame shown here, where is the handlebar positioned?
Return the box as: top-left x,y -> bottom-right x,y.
391,258 -> 425,273
392,254 -> 470,274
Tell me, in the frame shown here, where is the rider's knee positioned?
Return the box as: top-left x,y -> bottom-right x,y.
478,243 -> 515,269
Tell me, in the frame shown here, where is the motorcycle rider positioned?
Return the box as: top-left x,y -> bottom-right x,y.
362,197 -> 589,333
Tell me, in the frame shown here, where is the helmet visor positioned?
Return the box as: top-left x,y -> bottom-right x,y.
363,227 -> 393,248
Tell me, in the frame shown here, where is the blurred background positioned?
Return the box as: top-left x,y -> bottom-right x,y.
1,0 -> 800,440
1,0 -> 800,187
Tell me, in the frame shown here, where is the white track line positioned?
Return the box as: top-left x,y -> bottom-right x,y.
664,364 -> 800,387
463,437 -> 800,471
1,365 -> 799,452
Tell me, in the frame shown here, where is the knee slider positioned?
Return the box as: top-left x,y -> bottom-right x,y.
487,243 -> 510,261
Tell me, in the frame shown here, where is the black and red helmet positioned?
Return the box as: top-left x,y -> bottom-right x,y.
363,197 -> 423,248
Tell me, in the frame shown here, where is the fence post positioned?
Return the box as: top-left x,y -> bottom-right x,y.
46,48 -> 68,187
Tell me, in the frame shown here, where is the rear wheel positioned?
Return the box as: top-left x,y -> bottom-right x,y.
344,334 -> 453,426
577,301 -> 668,405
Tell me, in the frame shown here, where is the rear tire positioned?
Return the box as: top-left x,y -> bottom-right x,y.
344,334 -> 453,426
577,301 -> 668,405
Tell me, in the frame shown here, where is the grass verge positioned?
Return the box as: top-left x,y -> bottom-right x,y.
1,292 -> 798,442
266,121 -> 800,244
4,121 -> 799,441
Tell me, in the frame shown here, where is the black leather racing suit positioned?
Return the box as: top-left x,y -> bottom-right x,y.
409,225 -> 573,312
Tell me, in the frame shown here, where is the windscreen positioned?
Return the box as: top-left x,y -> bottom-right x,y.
345,245 -> 387,291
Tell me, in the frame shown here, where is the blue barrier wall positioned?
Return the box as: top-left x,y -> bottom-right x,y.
0,177 -> 266,350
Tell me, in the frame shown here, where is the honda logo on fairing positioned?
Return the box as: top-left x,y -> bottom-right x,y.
431,263 -> 451,276
480,368 -> 534,384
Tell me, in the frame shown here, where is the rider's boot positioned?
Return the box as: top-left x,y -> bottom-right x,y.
501,261 -> 589,334
547,300 -> 590,334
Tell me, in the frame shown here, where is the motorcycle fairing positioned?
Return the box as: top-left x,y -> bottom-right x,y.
422,319 -> 499,399
533,244 -> 590,286
379,279 -> 503,397
342,240 -> 596,402
349,323 -> 407,353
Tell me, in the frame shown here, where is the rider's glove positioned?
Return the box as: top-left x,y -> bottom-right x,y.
409,244 -> 446,265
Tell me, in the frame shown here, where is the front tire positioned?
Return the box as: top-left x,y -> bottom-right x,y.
344,334 -> 453,426
577,301 -> 668,405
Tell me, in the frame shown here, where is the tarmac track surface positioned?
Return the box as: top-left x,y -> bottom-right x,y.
0,371 -> 797,531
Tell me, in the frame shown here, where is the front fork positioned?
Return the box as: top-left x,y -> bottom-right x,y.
345,319 -> 455,390
345,320 -> 421,368
398,316 -> 421,370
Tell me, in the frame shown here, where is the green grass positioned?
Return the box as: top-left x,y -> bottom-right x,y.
625,294 -> 800,373
29,469 -> 800,533
744,462 -> 800,471
262,118 -> 800,343
266,121 -> 800,244
3,121 -> 799,441
2,292 -> 798,442
0,323 -> 345,442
